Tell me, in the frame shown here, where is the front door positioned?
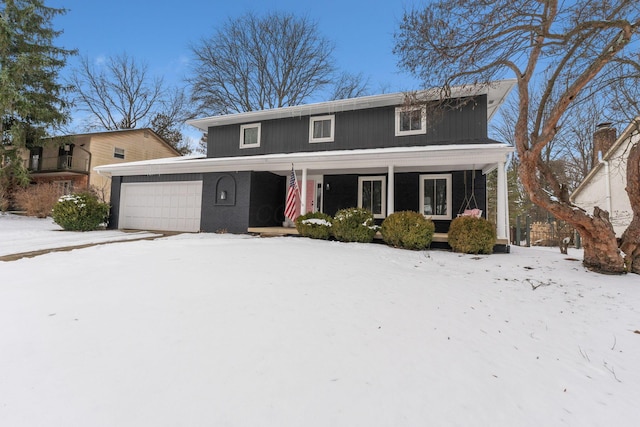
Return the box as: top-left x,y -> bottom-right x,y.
305,175 -> 323,213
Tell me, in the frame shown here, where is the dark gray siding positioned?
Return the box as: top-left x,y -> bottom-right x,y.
323,175 -> 359,217
201,172 -> 251,233
249,172 -> 286,227
208,96 -> 489,158
107,173 -> 202,229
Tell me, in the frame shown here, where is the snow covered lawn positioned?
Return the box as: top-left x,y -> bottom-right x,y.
1,214 -> 639,426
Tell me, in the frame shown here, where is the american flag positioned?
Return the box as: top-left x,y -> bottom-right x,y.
284,167 -> 300,221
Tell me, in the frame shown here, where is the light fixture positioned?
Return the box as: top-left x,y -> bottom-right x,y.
220,190 -> 227,200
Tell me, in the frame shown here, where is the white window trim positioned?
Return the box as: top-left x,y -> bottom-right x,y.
419,173 -> 452,220
309,115 -> 335,143
358,175 -> 386,219
239,123 -> 261,149
395,106 -> 427,136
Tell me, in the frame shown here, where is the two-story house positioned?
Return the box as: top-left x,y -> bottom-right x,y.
23,128 -> 180,201
95,81 -> 515,250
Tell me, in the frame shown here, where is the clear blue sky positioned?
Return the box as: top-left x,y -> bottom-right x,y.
49,0 -> 422,102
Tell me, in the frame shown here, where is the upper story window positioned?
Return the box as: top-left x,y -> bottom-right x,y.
309,115 -> 335,143
114,147 -> 125,159
419,174 -> 452,220
239,123 -> 261,149
395,106 -> 427,136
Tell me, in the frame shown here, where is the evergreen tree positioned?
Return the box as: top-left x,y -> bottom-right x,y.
0,0 -> 75,189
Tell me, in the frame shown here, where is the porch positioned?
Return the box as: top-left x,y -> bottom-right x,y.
247,227 -> 509,246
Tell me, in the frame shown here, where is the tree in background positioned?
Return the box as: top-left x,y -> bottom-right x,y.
395,0 -> 640,274
188,11 -> 368,116
0,0 -> 75,205
69,53 -> 194,154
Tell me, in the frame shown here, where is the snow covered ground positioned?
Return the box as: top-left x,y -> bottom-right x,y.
1,213 -> 639,426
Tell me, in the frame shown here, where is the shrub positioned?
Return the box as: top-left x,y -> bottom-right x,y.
381,211 -> 435,250
332,207 -> 378,243
295,211 -> 333,240
448,216 -> 496,254
51,192 -> 110,231
13,183 -> 64,218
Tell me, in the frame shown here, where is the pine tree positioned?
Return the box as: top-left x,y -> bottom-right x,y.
0,0 -> 75,189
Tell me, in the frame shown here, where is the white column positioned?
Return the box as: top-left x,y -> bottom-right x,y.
496,160 -> 507,240
387,164 -> 395,215
300,167 -> 308,215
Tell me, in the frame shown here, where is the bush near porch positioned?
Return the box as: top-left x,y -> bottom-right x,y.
332,208 -> 378,243
448,216 -> 497,254
295,212 -> 333,240
381,211 -> 435,250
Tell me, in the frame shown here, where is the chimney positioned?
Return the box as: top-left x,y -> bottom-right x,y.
592,123 -> 616,168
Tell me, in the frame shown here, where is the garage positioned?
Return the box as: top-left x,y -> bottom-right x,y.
118,181 -> 203,232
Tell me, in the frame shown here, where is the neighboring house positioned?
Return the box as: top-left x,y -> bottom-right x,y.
95,80 -> 516,250
22,128 -> 180,201
571,120 -> 639,237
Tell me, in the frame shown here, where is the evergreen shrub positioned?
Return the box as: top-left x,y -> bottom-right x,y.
295,211 -> 333,240
51,192 -> 110,231
381,210 -> 435,250
332,207 -> 378,243
448,216 -> 496,254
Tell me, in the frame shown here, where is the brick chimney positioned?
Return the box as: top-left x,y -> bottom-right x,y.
592,123 -> 617,168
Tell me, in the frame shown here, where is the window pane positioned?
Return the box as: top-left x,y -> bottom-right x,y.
372,180 -> 382,214
313,119 -> 331,139
435,179 -> 447,215
400,110 -> 422,131
244,127 -> 258,145
423,179 -> 434,215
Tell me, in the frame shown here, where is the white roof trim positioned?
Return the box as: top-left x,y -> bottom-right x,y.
187,80 -> 516,131
95,144 -> 514,177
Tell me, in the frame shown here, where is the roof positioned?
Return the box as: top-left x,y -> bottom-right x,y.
186,79 -> 517,131
570,118 -> 640,202
94,143 -> 514,177
48,128 -> 181,156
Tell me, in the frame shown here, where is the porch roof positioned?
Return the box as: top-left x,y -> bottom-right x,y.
95,143 -> 514,177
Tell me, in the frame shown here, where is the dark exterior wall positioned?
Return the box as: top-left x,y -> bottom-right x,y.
208,96 -> 489,158
107,173 -> 201,229
323,175 -> 359,217
249,172 -> 286,227
201,172 -> 251,233
321,170 -> 487,233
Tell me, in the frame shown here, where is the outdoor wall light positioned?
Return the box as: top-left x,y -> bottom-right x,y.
325,183 -> 330,191
220,190 -> 227,200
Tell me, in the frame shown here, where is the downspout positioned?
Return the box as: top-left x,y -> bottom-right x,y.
598,151 -> 612,214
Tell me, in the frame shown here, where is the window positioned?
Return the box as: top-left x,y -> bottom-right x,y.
114,147 -> 125,159
395,107 -> 426,136
420,174 -> 452,220
309,115 -> 335,143
239,123 -> 261,149
358,176 -> 386,219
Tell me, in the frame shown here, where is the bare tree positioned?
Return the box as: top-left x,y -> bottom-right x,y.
70,53 -> 163,130
188,11 -> 368,115
395,0 -> 640,274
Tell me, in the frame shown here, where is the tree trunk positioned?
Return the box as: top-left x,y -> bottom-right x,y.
620,141 -> 640,274
519,151 -> 625,274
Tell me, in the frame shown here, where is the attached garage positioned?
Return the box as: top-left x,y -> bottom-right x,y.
118,181 -> 202,232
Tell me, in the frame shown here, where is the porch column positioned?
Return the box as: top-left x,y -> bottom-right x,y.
387,164 -> 395,215
300,167 -> 308,215
496,160 -> 508,240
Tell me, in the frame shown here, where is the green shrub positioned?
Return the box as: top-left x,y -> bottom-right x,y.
448,216 -> 496,254
51,192 -> 110,231
332,207 -> 378,243
295,211 -> 333,240
381,211 -> 435,250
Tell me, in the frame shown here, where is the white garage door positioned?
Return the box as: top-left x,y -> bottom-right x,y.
119,181 -> 202,232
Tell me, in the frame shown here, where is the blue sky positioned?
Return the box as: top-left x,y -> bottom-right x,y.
49,0 -> 423,103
